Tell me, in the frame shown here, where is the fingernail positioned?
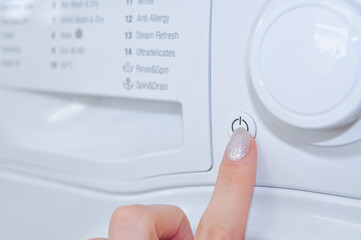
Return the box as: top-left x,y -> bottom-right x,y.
227,127 -> 251,161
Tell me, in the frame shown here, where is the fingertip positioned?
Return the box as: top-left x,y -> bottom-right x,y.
195,130 -> 258,240
224,129 -> 257,167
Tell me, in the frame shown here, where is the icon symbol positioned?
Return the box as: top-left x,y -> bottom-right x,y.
228,112 -> 257,138
51,61 -> 57,69
123,62 -> 134,72
75,28 -> 83,39
123,78 -> 134,90
231,117 -> 249,132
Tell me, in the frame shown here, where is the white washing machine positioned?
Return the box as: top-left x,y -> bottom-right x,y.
0,0 -> 361,239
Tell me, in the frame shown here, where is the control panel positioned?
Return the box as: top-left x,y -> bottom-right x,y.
1,1 -> 361,239
0,0 -> 361,199
0,0 -> 213,191
211,0 -> 361,200
0,0 -> 210,98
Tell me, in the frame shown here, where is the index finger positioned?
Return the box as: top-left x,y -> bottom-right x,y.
195,128 -> 257,239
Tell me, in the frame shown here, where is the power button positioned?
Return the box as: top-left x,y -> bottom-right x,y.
228,111 -> 257,138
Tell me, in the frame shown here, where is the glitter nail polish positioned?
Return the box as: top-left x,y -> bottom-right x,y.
227,127 -> 250,161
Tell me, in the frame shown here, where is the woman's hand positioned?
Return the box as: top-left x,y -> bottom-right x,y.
94,127 -> 257,240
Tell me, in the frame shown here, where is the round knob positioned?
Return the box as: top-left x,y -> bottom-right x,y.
249,0 -> 361,129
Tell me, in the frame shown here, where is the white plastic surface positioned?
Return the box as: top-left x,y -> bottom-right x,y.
1,170 -> 361,240
0,0 -> 213,188
211,0 -> 361,199
1,0 -> 361,239
249,0 -> 361,129
0,89 -> 183,160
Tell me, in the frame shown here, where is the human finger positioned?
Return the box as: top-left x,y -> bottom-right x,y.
108,204 -> 194,240
195,127 -> 257,240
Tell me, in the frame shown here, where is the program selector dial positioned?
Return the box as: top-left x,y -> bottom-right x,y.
249,0 -> 361,129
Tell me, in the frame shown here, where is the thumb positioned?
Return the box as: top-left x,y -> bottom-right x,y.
195,127 -> 257,240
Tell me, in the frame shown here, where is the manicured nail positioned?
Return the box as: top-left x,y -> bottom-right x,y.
227,127 -> 251,161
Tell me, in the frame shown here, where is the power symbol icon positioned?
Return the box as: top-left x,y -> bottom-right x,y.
227,111 -> 257,138
231,117 -> 249,132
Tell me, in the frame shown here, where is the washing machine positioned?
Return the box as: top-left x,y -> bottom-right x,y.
0,0 -> 361,239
